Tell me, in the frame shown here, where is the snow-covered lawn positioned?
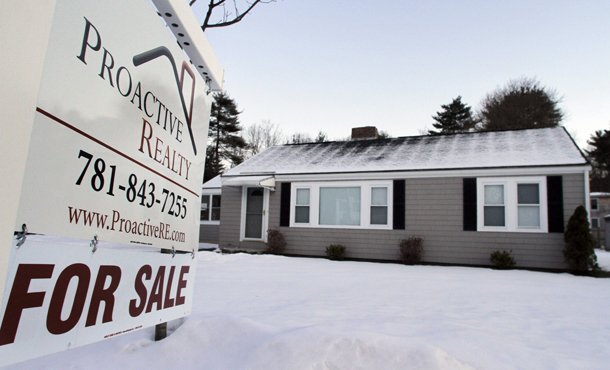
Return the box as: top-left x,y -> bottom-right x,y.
5,250 -> 610,370
596,248 -> 610,271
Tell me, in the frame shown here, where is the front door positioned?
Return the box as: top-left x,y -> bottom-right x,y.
244,187 -> 266,240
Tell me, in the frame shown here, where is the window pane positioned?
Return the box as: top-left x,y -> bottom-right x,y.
245,188 -> 264,239
212,195 -> 221,207
295,206 -> 310,223
296,188 -> 310,205
245,214 -> 262,238
484,206 -> 505,226
592,218 -> 600,229
591,199 -> 599,210
371,206 -> 388,225
485,185 -> 504,205
518,206 -> 540,227
200,195 -> 210,221
211,208 -> 221,221
319,187 -> 361,226
246,189 -> 264,212
518,184 -> 539,204
211,195 -> 221,220
371,187 -> 387,206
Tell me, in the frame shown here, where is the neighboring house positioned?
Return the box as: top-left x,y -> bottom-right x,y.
200,175 -> 222,243
218,126 -> 590,270
590,192 -> 610,249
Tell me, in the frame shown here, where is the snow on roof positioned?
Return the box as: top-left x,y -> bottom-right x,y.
591,192 -> 610,197
224,127 -> 588,177
202,175 -> 222,189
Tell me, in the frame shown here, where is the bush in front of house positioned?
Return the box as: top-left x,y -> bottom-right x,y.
398,236 -> 424,265
326,244 -> 346,261
563,205 -> 599,274
265,228 -> 287,255
490,250 -> 516,269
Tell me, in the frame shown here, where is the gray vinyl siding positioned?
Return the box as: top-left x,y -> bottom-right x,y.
199,224 -> 220,243
219,173 -> 586,269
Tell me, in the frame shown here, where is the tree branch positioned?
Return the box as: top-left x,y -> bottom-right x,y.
202,0 -> 226,32
202,0 -> 273,31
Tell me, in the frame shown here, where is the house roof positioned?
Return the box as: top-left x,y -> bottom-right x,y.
202,175 -> 222,190
591,192 -> 610,198
223,127 -> 589,178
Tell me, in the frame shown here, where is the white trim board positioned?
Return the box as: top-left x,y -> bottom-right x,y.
272,166 -> 590,183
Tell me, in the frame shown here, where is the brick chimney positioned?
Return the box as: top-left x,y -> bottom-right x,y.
351,126 -> 379,140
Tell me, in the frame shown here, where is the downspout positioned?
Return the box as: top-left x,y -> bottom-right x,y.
585,170 -> 591,224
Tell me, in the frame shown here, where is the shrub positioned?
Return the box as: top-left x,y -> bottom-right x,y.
563,206 -> 599,274
265,228 -> 287,255
398,236 -> 424,265
326,244 -> 346,261
490,250 -> 516,269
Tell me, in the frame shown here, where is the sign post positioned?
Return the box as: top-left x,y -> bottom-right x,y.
0,0 -> 222,366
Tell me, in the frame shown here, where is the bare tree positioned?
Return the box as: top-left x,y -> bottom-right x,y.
314,131 -> 328,142
288,131 -> 329,144
244,120 -> 284,157
288,132 -> 314,144
477,77 -> 564,132
191,0 -> 276,32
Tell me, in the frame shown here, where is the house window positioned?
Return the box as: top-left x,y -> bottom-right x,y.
201,194 -> 221,223
484,184 -> 505,227
591,198 -> 599,211
290,181 -> 392,229
319,187 -> 361,226
295,188 -> 310,223
477,177 -> 547,233
592,217 -> 600,229
211,195 -> 221,221
371,187 -> 388,225
200,195 -> 210,221
518,184 -> 540,228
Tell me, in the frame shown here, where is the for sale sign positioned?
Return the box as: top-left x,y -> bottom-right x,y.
0,0 -> 222,366
15,0 -> 211,250
0,238 -> 196,366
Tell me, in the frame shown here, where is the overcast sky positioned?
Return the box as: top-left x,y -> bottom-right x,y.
192,1 -> 609,148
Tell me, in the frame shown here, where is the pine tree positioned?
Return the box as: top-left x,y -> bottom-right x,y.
586,129 -> 610,192
563,205 -> 599,274
204,92 -> 247,182
428,96 -> 475,135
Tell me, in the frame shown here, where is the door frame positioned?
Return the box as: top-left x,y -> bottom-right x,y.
240,186 -> 270,242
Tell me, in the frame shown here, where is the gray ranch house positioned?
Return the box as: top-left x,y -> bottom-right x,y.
218,126 -> 590,270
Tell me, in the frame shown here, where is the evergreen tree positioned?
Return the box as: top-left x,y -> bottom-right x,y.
428,96 -> 475,135
586,129 -> 610,192
204,92 -> 247,182
563,206 -> 599,274
478,77 -> 563,131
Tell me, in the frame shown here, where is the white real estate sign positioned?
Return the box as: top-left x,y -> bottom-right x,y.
17,1 -> 210,250
0,238 -> 196,366
0,0 -> 221,366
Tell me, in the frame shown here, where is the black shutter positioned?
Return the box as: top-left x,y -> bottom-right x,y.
547,176 -> 564,233
393,180 -> 406,230
463,178 -> 477,231
279,182 -> 291,227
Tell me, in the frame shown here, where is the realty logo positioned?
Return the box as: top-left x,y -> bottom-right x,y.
133,47 -> 198,155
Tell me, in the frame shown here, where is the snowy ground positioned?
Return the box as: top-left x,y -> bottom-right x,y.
5,249 -> 610,370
